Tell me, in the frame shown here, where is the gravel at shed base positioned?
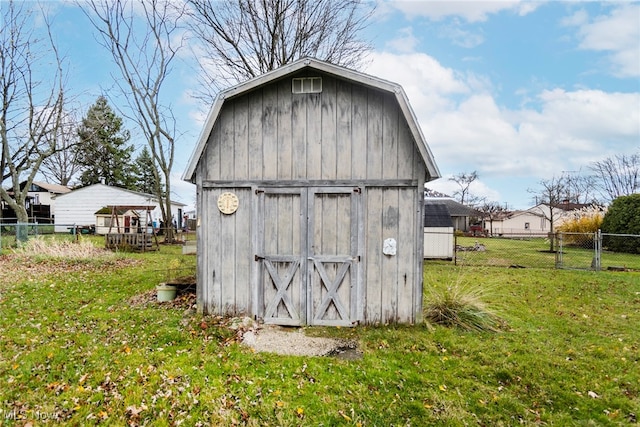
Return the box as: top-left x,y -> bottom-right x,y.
242,325 -> 357,357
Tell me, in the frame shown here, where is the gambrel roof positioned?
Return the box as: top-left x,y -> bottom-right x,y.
183,57 -> 440,182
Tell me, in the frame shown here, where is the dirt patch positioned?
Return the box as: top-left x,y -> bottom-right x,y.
128,287 -> 196,309
242,325 -> 360,358
130,289 -> 360,358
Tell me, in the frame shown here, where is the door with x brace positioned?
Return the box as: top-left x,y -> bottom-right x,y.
257,187 -> 359,326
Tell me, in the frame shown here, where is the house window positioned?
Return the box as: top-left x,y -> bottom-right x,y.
292,77 -> 322,94
524,222 -> 530,230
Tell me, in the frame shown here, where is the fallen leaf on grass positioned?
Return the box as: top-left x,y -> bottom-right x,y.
338,410 -> 352,421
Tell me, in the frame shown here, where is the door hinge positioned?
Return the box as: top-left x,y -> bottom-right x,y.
255,189 -> 265,195
353,187 -> 361,193
255,254 -> 264,261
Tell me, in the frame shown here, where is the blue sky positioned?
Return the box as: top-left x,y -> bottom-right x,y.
26,1 -> 640,209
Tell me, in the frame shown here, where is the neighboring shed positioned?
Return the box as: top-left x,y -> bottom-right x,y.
423,203 -> 454,259
94,207 -> 141,235
183,57 -> 440,326
53,183 -> 186,233
424,198 -> 479,231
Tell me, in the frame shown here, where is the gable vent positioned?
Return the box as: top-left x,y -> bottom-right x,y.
292,77 -> 322,94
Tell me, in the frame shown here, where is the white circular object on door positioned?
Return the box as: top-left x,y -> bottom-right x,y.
217,192 -> 239,215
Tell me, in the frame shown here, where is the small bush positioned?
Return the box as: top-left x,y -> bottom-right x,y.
601,194 -> 640,253
424,282 -> 504,332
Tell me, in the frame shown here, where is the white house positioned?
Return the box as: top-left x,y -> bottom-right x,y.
489,203 -> 590,236
28,181 -> 71,216
53,184 -> 186,233
1,181 -> 70,222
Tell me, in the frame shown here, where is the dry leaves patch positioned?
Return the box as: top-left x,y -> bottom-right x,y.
0,238 -> 140,285
0,254 -> 140,284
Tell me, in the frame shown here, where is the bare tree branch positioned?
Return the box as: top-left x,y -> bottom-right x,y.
589,152 -> 640,203
449,171 -> 482,206
184,0 -> 375,102
81,0 -> 186,241
1,1 -> 68,222
528,176 -> 569,252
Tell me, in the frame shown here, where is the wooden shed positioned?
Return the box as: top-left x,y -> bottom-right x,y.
423,203 -> 454,260
183,58 -> 440,326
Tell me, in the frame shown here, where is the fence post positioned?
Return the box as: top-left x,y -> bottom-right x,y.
555,232 -> 563,269
454,233 -> 458,266
16,222 -> 28,243
593,229 -> 602,271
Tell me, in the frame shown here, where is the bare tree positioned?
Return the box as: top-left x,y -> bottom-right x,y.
528,176 -> 568,252
184,0 -> 375,101
1,1 -> 67,222
589,152 -> 640,203
476,201 -> 507,236
562,171 -> 600,205
82,0 -> 186,241
449,171 -> 482,206
40,110 -> 82,186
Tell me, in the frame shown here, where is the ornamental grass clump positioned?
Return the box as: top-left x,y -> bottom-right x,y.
424,282 -> 504,332
12,236 -> 116,260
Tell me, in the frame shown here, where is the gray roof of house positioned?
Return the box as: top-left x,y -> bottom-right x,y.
423,203 -> 454,227
425,198 -> 479,217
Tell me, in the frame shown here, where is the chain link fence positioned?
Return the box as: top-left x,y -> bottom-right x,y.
424,230 -> 640,271
0,223 -> 83,253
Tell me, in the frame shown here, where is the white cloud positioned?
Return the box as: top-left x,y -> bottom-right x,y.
386,27 -> 421,53
438,22 -> 485,48
366,52 -> 472,114
387,0 -> 541,23
427,175 -> 501,203
171,171 -> 196,209
366,51 -> 640,202
568,4 -> 640,78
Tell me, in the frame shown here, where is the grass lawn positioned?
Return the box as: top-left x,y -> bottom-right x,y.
0,236 -> 638,425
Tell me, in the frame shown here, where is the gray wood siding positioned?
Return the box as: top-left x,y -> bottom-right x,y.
199,74 -> 425,183
364,187 -> 420,324
197,187 -> 252,315
192,67 -> 432,325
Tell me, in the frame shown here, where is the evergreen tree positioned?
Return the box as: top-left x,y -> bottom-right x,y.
132,146 -> 163,195
75,96 -> 136,188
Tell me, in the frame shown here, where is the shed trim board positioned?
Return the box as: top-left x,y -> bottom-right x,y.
186,58 -> 439,325
201,179 -> 419,188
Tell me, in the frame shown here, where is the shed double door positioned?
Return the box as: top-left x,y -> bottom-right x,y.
257,187 -> 360,326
